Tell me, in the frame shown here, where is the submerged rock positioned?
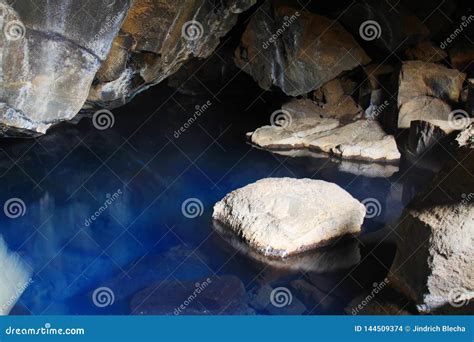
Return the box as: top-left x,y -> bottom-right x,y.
249,119 -> 401,162
0,0 -> 131,135
397,61 -> 466,130
130,275 -> 253,315
212,178 -> 366,258
234,1 -> 370,96
388,128 -> 474,313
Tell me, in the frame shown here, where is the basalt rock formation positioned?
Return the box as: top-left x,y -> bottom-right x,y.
0,0 -> 131,135
0,0 -> 256,135
388,126 -> 474,313
234,0 -> 371,96
89,0 -> 257,107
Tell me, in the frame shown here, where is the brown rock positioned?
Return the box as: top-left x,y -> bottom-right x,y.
234,1 -> 370,96
397,61 -> 466,129
89,0 -> 256,107
398,61 -> 465,105
404,40 -> 447,62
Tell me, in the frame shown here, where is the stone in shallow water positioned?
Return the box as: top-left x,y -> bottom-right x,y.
214,221 -> 361,273
250,119 -> 401,162
212,178 -> 366,258
388,128 -> 474,313
130,275 -> 253,315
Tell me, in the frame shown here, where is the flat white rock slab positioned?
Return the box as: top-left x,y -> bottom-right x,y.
212,178 -> 366,258
250,119 -> 401,162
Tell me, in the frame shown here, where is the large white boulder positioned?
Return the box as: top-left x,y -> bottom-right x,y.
212,178 -> 366,258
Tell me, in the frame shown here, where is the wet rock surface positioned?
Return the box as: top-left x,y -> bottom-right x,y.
249,119 -> 401,162
213,177 -> 366,258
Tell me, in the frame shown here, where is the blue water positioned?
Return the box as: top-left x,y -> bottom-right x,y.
0,86 -> 437,315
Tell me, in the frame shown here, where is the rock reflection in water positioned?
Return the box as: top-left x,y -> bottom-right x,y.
0,237 -> 32,315
268,149 -> 399,178
213,221 -> 361,274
